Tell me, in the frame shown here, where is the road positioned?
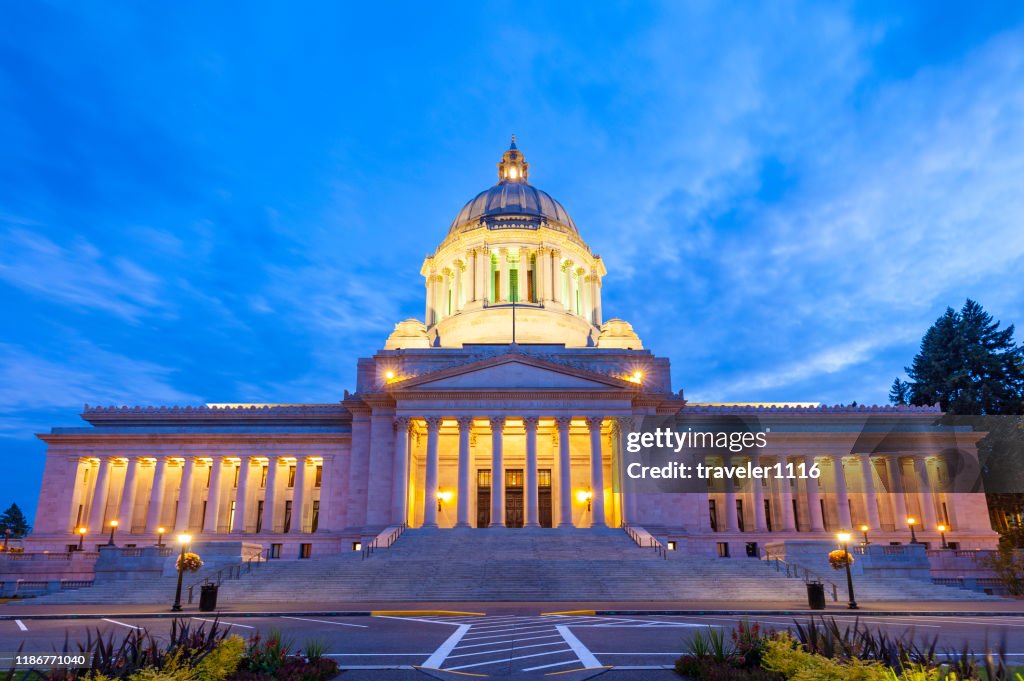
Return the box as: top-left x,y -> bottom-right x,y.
3,611 -> 1024,679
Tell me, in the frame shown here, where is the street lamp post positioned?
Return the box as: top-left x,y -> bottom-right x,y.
860,524 -> 870,545
77,527 -> 86,551
171,534 -> 191,612
836,531 -> 858,610
907,517 -> 919,544
937,524 -> 949,549
156,527 -> 166,547
106,520 -> 119,546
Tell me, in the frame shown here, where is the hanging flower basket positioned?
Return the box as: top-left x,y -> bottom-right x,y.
176,552 -> 204,573
828,549 -> 853,570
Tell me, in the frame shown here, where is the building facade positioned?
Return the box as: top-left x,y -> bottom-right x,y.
29,141 -> 999,558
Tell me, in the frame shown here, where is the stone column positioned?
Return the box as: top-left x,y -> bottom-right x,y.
859,455 -> 881,531
516,253 -> 527,302
914,456 -> 938,529
886,456 -> 908,528
551,250 -> 562,305
232,457 -> 250,533
456,417 -> 472,527
805,455 -> 825,532
467,251 -> 477,303
724,455 -> 739,532
556,416 -> 573,527
117,457 -> 141,532
524,416 -> 540,528
145,457 -> 169,534
751,453 -> 766,531
617,417 -> 638,524
477,247 -> 489,303
454,263 -> 464,312
587,416 -> 606,528
174,458 -> 197,533
423,417 -> 442,528
536,247 -> 548,302
424,273 -> 435,326
392,417 -> 410,525
291,457 -> 307,534
779,457 -> 797,531
204,457 -> 224,534
490,416 -> 506,527
88,457 -> 112,532
833,456 -> 852,530
262,456 -> 279,533
593,276 -> 603,325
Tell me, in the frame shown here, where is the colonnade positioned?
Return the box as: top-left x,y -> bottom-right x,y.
72,455 -> 324,537
394,415 -> 611,529
425,246 -> 603,326
711,453 -> 947,534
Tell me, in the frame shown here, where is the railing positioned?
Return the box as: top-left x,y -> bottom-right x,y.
362,524 -> 407,560
0,551 -> 99,561
186,549 -> 265,604
623,524 -> 667,559
60,579 -> 95,590
766,556 -> 839,602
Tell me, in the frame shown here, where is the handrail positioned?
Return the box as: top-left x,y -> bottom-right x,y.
362,524 -> 407,560
186,549 -> 265,604
767,556 -> 839,602
622,524 -> 667,560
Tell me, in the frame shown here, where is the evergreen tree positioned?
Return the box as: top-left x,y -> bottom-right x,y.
888,378 -> 910,406
0,503 -> 30,538
904,300 -> 1024,415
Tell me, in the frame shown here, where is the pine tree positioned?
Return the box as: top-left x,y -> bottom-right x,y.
905,300 -> 1024,415
0,503 -> 30,538
888,378 -> 910,406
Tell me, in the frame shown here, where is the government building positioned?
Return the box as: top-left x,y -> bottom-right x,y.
27,141 -> 998,562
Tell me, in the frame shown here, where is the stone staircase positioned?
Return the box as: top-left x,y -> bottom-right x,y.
33,528 -> 999,605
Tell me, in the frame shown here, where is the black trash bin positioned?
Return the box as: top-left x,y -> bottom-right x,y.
806,581 -> 826,610
199,583 -> 219,612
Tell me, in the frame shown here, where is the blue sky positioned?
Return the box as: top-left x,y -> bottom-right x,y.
3,2 -> 1024,520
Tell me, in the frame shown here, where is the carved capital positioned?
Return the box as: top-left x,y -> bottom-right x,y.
555,416 -> 573,430
424,416 -> 443,431
456,416 -> 474,430
394,416 -> 411,432
489,415 -> 506,430
522,416 -> 540,430
586,416 -> 604,431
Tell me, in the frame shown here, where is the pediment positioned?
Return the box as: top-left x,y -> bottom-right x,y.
391,356 -> 634,392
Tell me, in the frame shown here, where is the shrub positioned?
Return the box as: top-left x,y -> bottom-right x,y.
762,635 -> 891,681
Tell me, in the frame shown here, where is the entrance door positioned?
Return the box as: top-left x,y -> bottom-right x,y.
539,469 -> 552,528
476,469 -> 491,528
506,469 -> 524,528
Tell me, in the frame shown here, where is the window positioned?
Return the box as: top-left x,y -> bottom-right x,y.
352,541 -> 362,552
764,500 -> 773,532
792,499 -> 800,531
717,542 -> 730,558
283,500 -> 293,533
509,269 -> 519,302
506,469 -> 524,487
820,499 -> 828,531
228,501 -> 236,530
201,501 -> 208,525
736,499 -> 745,532
538,469 -> 551,487
477,469 -> 491,488
709,500 -> 718,532
206,465 -> 212,488
311,500 -> 320,533
83,468 -> 90,484
299,543 -> 312,559
255,500 -> 264,533
667,541 -> 677,551
287,465 -> 296,488
260,465 -> 268,488
315,465 -> 322,488
233,465 -> 240,488
269,543 -> 282,559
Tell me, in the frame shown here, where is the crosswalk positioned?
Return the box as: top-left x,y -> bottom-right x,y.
388,613 -> 702,675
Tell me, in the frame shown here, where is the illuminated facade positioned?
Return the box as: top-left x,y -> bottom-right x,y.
28,141 -> 998,557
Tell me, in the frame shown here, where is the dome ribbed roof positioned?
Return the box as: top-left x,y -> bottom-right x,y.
446,138 -> 578,236
447,183 -> 578,236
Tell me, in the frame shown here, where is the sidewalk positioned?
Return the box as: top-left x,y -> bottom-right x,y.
2,598 -> 1023,619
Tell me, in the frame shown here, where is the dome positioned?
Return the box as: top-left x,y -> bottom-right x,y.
446,137 -> 578,237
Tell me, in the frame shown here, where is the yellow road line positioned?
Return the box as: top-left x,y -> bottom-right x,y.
540,610 -> 596,616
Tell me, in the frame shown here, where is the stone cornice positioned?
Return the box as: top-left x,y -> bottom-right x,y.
685,403 -> 942,415
80,404 -> 350,426
38,432 -> 350,445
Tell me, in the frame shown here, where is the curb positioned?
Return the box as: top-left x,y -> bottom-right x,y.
0,609 -> 484,622
590,610 -> 1024,617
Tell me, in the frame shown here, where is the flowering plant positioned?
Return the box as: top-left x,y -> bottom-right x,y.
177,551 -> 204,573
827,549 -> 853,570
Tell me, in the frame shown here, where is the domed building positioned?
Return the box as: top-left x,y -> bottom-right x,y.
23,141 -> 996,586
